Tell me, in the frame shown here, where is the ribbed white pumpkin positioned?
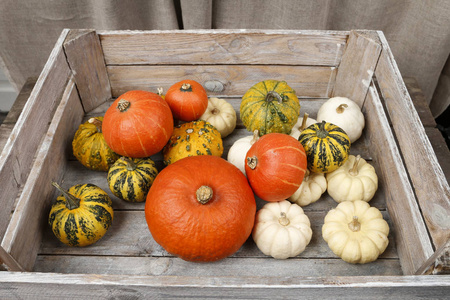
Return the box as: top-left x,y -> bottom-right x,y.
288,170 -> 327,207
290,113 -> 317,140
326,155 -> 378,203
227,130 -> 259,175
317,97 -> 365,143
252,200 -> 312,259
199,97 -> 236,138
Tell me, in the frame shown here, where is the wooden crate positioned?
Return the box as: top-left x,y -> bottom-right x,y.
0,29 -> 449,297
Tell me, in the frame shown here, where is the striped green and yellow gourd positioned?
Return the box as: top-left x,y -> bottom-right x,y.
49,182 -> 114,247
107,156 -> 158,202
298,121 -> 350,173
240,80 -> 300,136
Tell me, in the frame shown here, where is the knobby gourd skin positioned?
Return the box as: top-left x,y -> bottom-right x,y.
49,183 -> 114,247
240,80 -> 300,136
298,121 -> 350,173
107,156 -> 158,202
72,117 -> 119,171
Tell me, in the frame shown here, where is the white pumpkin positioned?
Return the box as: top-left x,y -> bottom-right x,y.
227,130 -> 259,175
288,170 -> 327,207
322,200 -> 389,264
199,97 -> 236,138
326,155 -> 378,203
317,97 -> 365,143
290,113 -> 317,140
252,200 -> 312,259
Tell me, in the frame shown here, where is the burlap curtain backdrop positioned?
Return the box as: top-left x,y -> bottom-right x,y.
1,0 -> 449,116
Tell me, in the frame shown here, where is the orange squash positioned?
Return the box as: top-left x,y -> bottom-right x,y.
164,79 -> 208,121
145,155 -> 256,262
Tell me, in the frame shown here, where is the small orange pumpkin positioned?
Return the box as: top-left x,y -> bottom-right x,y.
164,80 -> 208,121
145,155 -> 256,262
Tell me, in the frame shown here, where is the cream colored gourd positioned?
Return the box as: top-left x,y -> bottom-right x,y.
326,155 -> 378,203
288,170 -> 327,207
322,200 -> 389,264
317,97 -> 365,143
290,113 -> 317,140
252,200 -> 312,259
227,130 -> 259,175
199,97 -> 236,138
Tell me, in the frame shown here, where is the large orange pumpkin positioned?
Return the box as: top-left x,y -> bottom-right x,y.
245,133 -> 307,202
145,155 -> 256,262
164,79 -> 208,121
102,90 -> 173,158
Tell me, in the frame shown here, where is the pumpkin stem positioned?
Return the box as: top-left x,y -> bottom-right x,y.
247,156 -> 258,170
122,157 -> 136,171
52,181 -> 80,210
211,108 -> 220,115
265,91 -> 283,104
336,104 -> 348,114
196,185 -> 213,205
181,83 -> 192,92
349,155 -> 361,176
250,130 -> 259,145
299,113 -> 309,131
117,99 -> 131,112
278,212 -> 290,226
157,87 -> 164,97
316,120 -> 329,139
348,216 -> 361,232
88,117 -> 102,133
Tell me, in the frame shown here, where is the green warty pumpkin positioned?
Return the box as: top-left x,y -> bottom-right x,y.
107,156 -> 158,202
49,182 -> 114,247
240,80 -> 300,136
298,121 -> 351,173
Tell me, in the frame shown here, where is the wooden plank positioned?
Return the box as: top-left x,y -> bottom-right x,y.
64,30 -> 112,112
1,77 -> 38,125
375,31 -> 450,252
364,84 -> 434,275
332,31 -> 382,107
416,239 -> 450,275
425,127 -> 450,185
99,29 -> 348,66
107,65 -> 337,98
0,272 -> 449,299
1,78 -> 84,271
0,29 -> 71,262
403,77 -> 436,127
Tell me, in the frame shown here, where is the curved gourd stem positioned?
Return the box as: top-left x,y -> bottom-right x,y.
88,118 -> 102,133
278,212 -> 290,226
349,155 -> 362,176
316,120 -> 329,139
122,157 -> 137,171
117,99 -> 131,112
265,91 -> 283,104
336,103 -> 348,114
299,113 -> 309,131
196,185 -> 213,204
250,130 -> 259,145
348,216 -> 361,232
52,181 -> 80,210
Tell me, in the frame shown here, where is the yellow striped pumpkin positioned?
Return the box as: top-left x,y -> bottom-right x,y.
107,157 -> 158,202
240,80 -> 300,136
298,121 -> 350,173
49,182 -> 114,247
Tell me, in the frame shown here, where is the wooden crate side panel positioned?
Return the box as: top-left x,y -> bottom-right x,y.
375,32 -> 450,251
364,84 -> 433,275
1,78 -> 84,271
107,65 -> 337,98
64,30 -> 112,112
332,31 -> 382,107
0,29 -> 71,250
98,30 -> 348,66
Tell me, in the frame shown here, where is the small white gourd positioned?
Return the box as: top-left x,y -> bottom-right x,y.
199,97 -> 237,138
288,170 -> 327,207
317,97 -> 365,143
252,200 -> 312,259
290,113 -> 317,140
326,155 -> 378,203
227,130 -> 259,175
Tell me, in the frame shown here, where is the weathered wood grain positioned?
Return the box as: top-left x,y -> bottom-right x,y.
1,78 -> 84,271
99,30 -> 348,66
375,31 -> 450,252
403,77 -> 436,128
64,30 -> 112,112
107,65 -> 337,98
364,84 -> 434,275
0,29 -> 71,268
332,31 -> 382,107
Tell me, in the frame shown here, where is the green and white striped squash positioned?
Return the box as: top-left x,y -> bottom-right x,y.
240,80 -> 300,136
298,121 -> 350,173
107,156 -> 158,202
49,182 -> 114,247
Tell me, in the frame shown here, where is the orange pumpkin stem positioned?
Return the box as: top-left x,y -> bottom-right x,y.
278,212 -> 290,226
52,181 -> 80,210
88,118 -> 102,133
247,156 -> 258,170
196,185 -> 213,205
157,87 -> 164,96
181,83 -> 192,92
117,99 -> 131,112
348,216 -> 361,232
336,104 -> 348,114
349,155 -> 361,176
